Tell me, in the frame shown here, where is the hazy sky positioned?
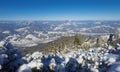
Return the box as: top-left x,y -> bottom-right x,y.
0,0 -> 120,20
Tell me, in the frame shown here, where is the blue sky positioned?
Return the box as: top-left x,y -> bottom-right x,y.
0,0 -> 120,20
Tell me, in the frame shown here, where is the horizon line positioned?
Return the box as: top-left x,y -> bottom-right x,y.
0,19 -> 120,21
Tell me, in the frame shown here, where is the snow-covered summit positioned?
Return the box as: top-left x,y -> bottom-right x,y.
18,41 -> 120,72
0,33 -> 120,72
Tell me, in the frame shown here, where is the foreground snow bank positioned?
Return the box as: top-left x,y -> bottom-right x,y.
107,62 -> 120,72
17,64 -> 32,72
1,40 -> 120,72
0,41 -> 23,72
20,43 -> 120,72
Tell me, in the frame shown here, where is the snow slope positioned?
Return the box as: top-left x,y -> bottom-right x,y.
1,38 -> 120,72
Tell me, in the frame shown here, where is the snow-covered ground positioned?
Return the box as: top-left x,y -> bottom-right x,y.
0,42 -> 120,72
21,43 -> 120,72
0,41 -> 23,72
0,40 -> 120,72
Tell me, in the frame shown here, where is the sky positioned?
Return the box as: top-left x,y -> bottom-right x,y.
0,0 -> 120,20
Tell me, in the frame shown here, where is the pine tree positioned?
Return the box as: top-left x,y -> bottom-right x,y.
74,34 -> 81,47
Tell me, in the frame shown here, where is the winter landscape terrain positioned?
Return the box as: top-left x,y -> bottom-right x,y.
0,20 -> 120,47
0,20 -> 120,72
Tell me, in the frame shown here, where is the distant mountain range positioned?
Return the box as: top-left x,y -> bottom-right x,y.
0,20 -> 120,47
